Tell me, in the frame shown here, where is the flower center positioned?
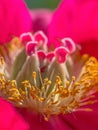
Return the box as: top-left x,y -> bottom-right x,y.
0,31 -> 98,121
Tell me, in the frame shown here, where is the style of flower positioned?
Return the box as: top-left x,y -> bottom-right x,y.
48,0 -> 98,59
0,31 -> 98,130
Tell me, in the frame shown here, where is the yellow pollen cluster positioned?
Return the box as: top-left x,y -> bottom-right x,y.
0,56 -> 98,121
0,37 -> 21,57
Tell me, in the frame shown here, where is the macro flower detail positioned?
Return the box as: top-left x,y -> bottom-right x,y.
0,31 -> 98,122
48,0 -> 98,59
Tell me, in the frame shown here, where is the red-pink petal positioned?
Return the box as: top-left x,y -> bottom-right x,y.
48,0 -> 98,58
48,0 -> 75,47
0,0 -> 32,44
19,108 -> 72,130
18,101 -> 98,130
0,97 -> 29,130
61,111 -> 98,130
80,40 -> 98,59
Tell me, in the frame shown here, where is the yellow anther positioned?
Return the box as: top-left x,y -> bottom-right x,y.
11,80 -> 17,87
60,89 -> 69,98
22,80 -> 30,86
56,76 -> 62,84
47,80 -> 51,85
51,100 -> 58,105
66,81 -> 70,86
38,97 -> 45,102
0,57 -> 4,65
32,72 -> 36,79
43,78 -> 48,83
0,56 -> 98,121
72,76 -> 75,81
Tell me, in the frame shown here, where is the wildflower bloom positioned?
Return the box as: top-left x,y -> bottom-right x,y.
48,0 -> 98,59
0,0 -> 98,129
0,0 -> 32,44
0,31 -> 98,130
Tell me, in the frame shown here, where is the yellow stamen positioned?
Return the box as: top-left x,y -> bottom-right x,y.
0,57 -> 4,65
0,56 -> 98,121
32,72 -> 36,79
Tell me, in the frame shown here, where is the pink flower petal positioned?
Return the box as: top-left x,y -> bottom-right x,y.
19,108 -> 72,130
0,97 -> 29,130
48,0 -> 98,58
49,116 -> 72,130
0,0 -> 32,44
48,0 -> 75,47
61,110 -> 98,130
80,40 -> 98,59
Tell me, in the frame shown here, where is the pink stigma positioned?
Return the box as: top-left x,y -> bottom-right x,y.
26,41 -> 37,56
46,52 -> 55,62
34,31 -> 48,45
55,47 -> 69,63
37,51 -> 46,60
61,38 -> 76,53
20,32 -> 34,45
